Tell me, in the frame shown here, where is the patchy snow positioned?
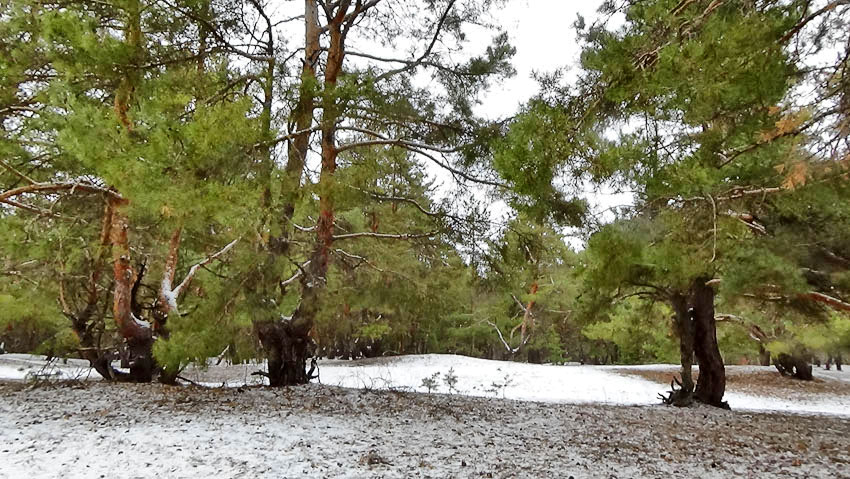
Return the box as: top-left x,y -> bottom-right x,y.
2,353 -> 848,417
2,380 -> 849,479
0,354 -> 98,382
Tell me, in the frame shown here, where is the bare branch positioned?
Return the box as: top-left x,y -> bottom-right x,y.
336,126 -> 461,154
485,320 -> 530,354
333,230 -> 439,241
779,0 -> 850,44
373,0 -> 456,81
803,291 -> 850,312
0,198 -> 65,218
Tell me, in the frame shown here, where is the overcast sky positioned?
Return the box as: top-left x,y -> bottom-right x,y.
473,0 -> 604,119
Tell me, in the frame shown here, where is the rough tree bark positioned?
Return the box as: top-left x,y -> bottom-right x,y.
275,0 -> 320,256
666,292 -> 695,406
110,197 -> 155,382
691,277 -> 727,408
106,0 -> 156,382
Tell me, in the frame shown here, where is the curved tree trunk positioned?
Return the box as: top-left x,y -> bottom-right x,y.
106,0 -> 155,383
662,292 -> 696,406
691,278 -> 727,408
775,353 -> 814,380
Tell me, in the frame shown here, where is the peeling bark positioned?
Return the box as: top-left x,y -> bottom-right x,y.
110,198 -> 155,382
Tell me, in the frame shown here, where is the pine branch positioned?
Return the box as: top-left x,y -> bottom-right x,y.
0,158 -> 37,184
0,198 -> 64,218
372,0 -> 456,82
332,231 -> 439,241
0,181 -> 124,203
335,126 -> 504,187
256,126 -> 321,148
336,126 -> 461,153
156,0 -> 274,62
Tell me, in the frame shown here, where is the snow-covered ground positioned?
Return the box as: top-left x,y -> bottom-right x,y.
316,355 -> 850,417
2,353 -> 848,416
0,355 -> 98,382
2,377 -> 849,478
2,353 -> 850,478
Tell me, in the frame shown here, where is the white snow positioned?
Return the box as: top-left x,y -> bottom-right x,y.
131,313 -> 152,329
316,354 -> 850,417
160,278 -> 179,312
0,354 -> 97,381
2,353 -> 848,417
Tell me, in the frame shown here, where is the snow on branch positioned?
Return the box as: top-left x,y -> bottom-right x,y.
159,238 -> 240,316
173,238 -> 239,297
802,291 -> 850,312
280,260 -> 311,289
486,320 -> 530,354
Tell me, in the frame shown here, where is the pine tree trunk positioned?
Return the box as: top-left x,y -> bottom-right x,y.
691,278 -> 727,408
671,293 -> 695,394
254,313 -> 315,386
104,0 -> 155,383
252,0 -> 322,382
758,344 -> 771,366
110,200 -> 155,382
275,0 -> 320,258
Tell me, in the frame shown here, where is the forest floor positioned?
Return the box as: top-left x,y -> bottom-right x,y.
1,354 -> 849,478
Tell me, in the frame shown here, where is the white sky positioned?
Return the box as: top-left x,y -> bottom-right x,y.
472,0 -> 603,119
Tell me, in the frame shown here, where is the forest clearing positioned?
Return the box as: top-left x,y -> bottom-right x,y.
3,0 -> 850,477
2,353 -> 850,478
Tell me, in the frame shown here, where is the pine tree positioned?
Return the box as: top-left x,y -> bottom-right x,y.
495,0 -> 849,407
245,0 -> 517,385
1,0 -> 261,381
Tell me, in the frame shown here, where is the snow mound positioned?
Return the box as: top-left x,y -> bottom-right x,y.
318,354 -> 850,416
